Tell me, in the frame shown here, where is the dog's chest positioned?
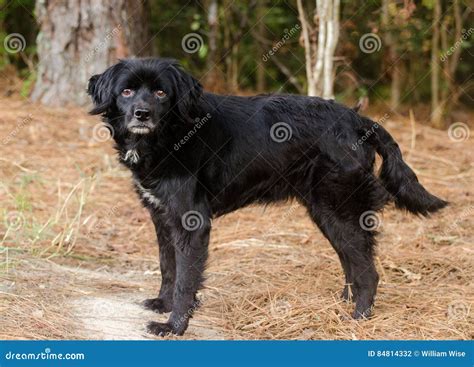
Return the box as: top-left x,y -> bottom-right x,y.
119,146 -> 163,209
133,178 -> 162,208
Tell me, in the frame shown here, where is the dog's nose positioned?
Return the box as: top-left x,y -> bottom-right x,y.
134,108 -> 151,121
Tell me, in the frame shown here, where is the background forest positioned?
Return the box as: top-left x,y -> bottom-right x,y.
1,0 -> 472,127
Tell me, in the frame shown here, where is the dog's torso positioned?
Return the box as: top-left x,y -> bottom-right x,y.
118,92 -> 376,217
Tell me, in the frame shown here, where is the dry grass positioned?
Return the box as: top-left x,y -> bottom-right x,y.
0,96 -> 472,340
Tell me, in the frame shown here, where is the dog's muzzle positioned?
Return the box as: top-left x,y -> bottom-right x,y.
128,118 -> 155,134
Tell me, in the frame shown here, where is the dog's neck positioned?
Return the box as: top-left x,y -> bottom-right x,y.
116,133 -> 156,168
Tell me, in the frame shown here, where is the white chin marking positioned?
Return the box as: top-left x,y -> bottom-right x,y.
130,127 -> 151,134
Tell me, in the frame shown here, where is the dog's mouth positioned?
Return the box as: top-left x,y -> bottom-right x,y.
130,126 -> 152,134
128,119 -> 155,135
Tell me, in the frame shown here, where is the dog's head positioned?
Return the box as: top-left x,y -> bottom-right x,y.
87,58 -> 203,135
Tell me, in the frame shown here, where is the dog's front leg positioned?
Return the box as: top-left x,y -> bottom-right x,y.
147,204 -> 211,336
143,210 -> 176,314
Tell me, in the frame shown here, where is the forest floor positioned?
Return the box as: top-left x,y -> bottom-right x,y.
0,96 -> 472,340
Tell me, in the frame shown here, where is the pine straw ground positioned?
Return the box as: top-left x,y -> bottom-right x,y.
0,96 -> 472,340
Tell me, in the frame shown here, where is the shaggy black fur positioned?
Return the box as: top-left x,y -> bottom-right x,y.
88,58 -> 447,336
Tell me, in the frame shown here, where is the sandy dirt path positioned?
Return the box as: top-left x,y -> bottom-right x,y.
64,265 -> 225,340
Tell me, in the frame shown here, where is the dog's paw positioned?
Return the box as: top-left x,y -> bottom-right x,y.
351,306 -> 372,320
142,297 -> 172,314
147,321 -> 178,337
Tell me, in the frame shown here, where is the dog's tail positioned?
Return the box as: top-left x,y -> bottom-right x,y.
364,118 -> 448,216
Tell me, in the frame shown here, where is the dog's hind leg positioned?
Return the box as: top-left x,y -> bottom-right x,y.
306,200 -> 354,301
309,201 -> 379,318
307,166 -> 386,319
143,211 -> 176,314
308,204 -> 357,301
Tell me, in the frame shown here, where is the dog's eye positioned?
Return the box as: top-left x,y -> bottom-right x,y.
154,90 -> 166,98
121,89 -> 134,97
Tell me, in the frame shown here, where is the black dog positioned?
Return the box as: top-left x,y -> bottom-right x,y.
88,58 -> 447,336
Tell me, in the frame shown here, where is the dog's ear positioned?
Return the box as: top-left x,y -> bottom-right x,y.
87,73 -> 110,115
87,62 -> 124,115
168,63 -> 203,123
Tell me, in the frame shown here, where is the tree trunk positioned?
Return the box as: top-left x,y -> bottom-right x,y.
390,62 -> 402,110
32,0 -> 150,107
204,0 -> 220,91
430,0 -> 443,128
322,0 -> 339,99
297,0 -> 340,98
256,0 -> 267,93
447,0 -> 463,107
313,0 -> 327,96
297,0 -> 316,95
440,0 -> 463,118
223,0 -> 233,91
381,0 -> 401,111
230,43 -> 239,92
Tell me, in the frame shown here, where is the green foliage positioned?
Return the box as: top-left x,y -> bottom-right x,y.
0,0 -> 37,71
20,70 -> 36,98
0,0 -> 472,109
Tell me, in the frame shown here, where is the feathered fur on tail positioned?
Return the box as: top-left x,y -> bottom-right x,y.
364,118 -> 448,216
